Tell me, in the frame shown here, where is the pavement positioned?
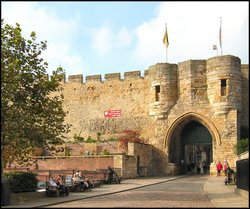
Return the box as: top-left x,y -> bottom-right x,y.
2,175 -> 249,208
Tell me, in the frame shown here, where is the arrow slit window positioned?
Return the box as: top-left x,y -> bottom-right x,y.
155,85 -> 160,101
220,79 -> 227,96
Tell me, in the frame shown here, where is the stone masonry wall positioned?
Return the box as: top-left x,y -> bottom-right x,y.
61,71 -> 155,142
51,55 -> 248,176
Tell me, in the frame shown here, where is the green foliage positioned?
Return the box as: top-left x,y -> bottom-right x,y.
97,132 -> 101,141
3,172 -> 38,192
65,146 -> 72,156
235,138 -> 249,155
100,149 -> 111,155
105,137 -> 117,142
85,136 -> 97,143
73,132 -> 118,144
73,134 -> 85,143
1,20 -> 71,167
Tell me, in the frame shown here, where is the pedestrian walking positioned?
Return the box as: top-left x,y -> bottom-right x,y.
202,160 -> 207,174
216,161 -> 223,177
223,159 -> 228,176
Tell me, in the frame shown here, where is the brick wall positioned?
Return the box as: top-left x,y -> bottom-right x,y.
37,157 -> 114,171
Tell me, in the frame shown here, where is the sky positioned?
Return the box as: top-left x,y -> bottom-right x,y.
1,1 -> 249,80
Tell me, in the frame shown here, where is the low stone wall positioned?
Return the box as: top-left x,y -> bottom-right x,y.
6,142 -> 154,180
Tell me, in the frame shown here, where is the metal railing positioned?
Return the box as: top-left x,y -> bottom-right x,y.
34,154 -> 123,160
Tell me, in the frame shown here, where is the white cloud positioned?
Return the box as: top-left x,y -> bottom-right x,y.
44,42 -> 86,76
1,1 -> 248,77
91,26 -> 113,56
1,1 -> 86,76
90,24 -> 133,56
131,1 -> 249,66
116,26 -> 133,48
131,17 -> 164,66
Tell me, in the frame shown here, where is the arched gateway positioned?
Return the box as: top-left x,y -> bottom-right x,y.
165,112 -> 221,174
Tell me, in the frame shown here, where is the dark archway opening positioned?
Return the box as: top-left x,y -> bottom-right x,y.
181,121 -> 212,174
168,120 -> 213,174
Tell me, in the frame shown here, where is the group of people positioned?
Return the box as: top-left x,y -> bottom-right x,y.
216,159 -> 229,177
72,170 -> 91,191
48,170 -> 91,194
49,174 -> 69,195
186,160 -> 208,174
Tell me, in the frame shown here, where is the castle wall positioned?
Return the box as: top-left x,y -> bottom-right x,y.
56,55 -> 248,176
61,71 -> 155,142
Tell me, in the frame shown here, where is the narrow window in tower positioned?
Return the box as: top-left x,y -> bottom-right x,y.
221,79 -> 227,96
155,85 -> 160,101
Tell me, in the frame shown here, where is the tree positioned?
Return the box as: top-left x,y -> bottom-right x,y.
1,20 -> 70,168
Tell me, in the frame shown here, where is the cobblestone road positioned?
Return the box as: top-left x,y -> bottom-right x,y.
45,175 -> 214,208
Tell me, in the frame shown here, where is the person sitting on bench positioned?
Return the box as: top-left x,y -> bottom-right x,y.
55,174 -> 68,195
72,170 -> 85,191
49,177 -> 57,187
79,171 -> 90,190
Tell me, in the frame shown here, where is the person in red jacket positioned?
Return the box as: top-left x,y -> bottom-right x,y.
216,161 -> 223,177
223,160 -> 228,176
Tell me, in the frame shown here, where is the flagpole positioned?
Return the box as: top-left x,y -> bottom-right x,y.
220,17 -> 223,55
166,44 -> 168,63
165,23 -> 168,63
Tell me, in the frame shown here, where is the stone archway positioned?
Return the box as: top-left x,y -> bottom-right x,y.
164,112 -> 221,174
165,112 -> 221,147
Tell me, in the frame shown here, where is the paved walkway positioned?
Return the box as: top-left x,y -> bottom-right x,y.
204,175 -> 248,208
2,175 -> 249,208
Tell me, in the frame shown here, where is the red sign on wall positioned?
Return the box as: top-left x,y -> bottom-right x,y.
104,110 -> 121,118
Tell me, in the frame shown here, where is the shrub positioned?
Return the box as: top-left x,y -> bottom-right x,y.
101,149 -> 111,155
118,130 -> 147,151
65,146 -> 72,156
85,136 -> 97,143
3,172 -> 38,192
73,134 -> 85,143
235,138 -> 249,155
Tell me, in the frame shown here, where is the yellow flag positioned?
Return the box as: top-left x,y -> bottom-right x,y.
163,26 -> 169,48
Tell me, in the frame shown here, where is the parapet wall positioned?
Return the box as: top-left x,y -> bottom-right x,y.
66,70 -> 147,84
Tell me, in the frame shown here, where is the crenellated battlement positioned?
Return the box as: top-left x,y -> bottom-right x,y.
104,73 -> 121,81
124,71 -> 142,79
68,74 -> 83,83
61,70 -> 149,84
47,56 -> 247,90
85,74 -> 102,82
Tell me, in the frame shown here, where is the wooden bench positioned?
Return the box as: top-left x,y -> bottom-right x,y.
89,179 -> 101,188
65,175 -> 92,192
46,182 -> 69,197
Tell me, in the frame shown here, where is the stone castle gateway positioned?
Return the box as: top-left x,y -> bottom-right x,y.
58,55 -> 249,176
